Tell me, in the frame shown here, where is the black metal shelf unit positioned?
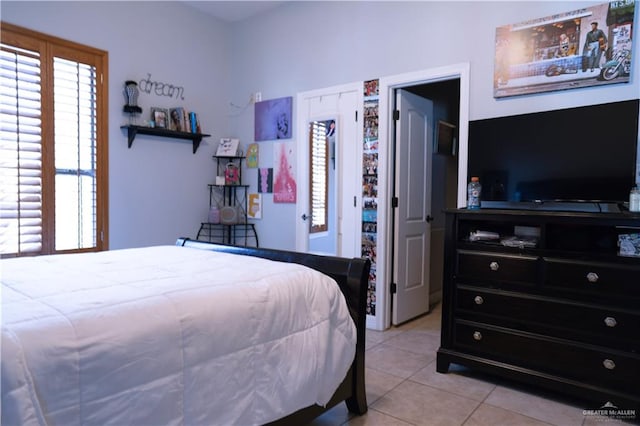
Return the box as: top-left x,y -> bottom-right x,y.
196,156 -> 258,247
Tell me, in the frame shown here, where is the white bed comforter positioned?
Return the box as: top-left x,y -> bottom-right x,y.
1,246 -> 356,426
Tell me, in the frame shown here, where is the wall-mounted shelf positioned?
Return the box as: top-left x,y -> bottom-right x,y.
120,125 -> 211,154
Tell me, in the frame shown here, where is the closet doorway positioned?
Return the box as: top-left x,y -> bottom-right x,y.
377,64 -> 470,330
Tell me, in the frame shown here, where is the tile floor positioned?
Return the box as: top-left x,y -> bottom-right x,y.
309,303 -> 634,426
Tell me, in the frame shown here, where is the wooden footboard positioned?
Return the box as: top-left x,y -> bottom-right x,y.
176,238 -> 370,423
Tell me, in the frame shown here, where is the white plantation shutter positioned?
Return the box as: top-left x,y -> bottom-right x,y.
0,45 -> 43,254
53,57 -> 97,250
309,120 -> 328,233
0,23 -> 108,257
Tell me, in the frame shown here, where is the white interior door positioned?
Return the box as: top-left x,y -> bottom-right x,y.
392,89 -> 433,325
296,85 -> 361,258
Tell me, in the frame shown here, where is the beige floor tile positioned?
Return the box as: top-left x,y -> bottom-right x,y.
484,385 -> 585,426
410,361 -> 496,402
463,403 -> 553,426
371,380 -> 480,426
366,328 -> 405,349
398,307 -> 442,332
365,344 -> 435,379
384,329 -> 441,356
364,367 -> 405,405
346,408 -> 415,425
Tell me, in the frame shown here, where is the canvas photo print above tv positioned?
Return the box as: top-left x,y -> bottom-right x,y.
468,99 -> 639,211
493,1 -> 636,98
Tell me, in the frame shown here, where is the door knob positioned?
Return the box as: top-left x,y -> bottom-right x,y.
426,215 -> 434,223
586,272 -> 599,283
301,213 -> 309,221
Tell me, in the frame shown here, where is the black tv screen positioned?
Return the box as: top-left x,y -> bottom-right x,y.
468,99 -> 639,208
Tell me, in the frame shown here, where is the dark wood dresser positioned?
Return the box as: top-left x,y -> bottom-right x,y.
437,208 -> 640,414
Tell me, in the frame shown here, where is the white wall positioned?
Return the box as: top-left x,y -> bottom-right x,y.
227,0 -> 640,250
2,1 -> 232,249
3,1 -> 638,251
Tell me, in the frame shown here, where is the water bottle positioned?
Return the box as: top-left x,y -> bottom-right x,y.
630,186 -> 640,213
468,177 -> 481,210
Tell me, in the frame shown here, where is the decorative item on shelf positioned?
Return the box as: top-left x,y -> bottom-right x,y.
216,138 -> 240,157
225,162 -> 240,185
150,107 -> 169,129
123,81 -> 142,124
215,176 -> 225,186
220,205 -> 239,225
208,204 -> 220,224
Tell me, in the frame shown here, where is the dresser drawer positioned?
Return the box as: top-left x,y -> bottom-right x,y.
457,250 -> 539,286
456,286 -> 640,350
454,320 -> 640,393
544,258 -> 640,299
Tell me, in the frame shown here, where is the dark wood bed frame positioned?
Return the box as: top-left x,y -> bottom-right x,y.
176,238 -> 371,424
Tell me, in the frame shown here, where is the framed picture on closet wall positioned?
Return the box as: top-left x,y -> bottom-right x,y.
435,120 -> 456,156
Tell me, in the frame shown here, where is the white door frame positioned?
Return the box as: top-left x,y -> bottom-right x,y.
374,63 -> 470,330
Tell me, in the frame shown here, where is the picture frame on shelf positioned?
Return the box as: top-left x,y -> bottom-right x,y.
216,138 -> 240,157
169,107 -> 186,132
150,107 -> 169,129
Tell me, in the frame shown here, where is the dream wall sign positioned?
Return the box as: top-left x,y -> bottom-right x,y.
494,0 -> 635,98
254,96 -> 292,141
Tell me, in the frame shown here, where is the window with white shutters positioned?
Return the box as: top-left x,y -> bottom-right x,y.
309,120 -> 328,233
0,23 -> 108,257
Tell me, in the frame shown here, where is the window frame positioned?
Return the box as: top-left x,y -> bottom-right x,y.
1,22 -> 109,257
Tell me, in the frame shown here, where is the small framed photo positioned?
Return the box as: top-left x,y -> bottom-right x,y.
169,107 -> 186,132
150,107 -> 169,129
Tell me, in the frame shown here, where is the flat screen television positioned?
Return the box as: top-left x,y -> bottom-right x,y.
468,99 -> 639,212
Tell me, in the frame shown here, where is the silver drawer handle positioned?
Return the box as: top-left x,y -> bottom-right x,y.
489,261 -> 499,271
586,272 -> 599,283
603,359 -> 616,370
473,331 -> 482,341
604,317 -> 617,328
474,296 -> 484,305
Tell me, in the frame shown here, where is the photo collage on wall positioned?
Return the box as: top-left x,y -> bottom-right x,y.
362,79 -> 379,316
